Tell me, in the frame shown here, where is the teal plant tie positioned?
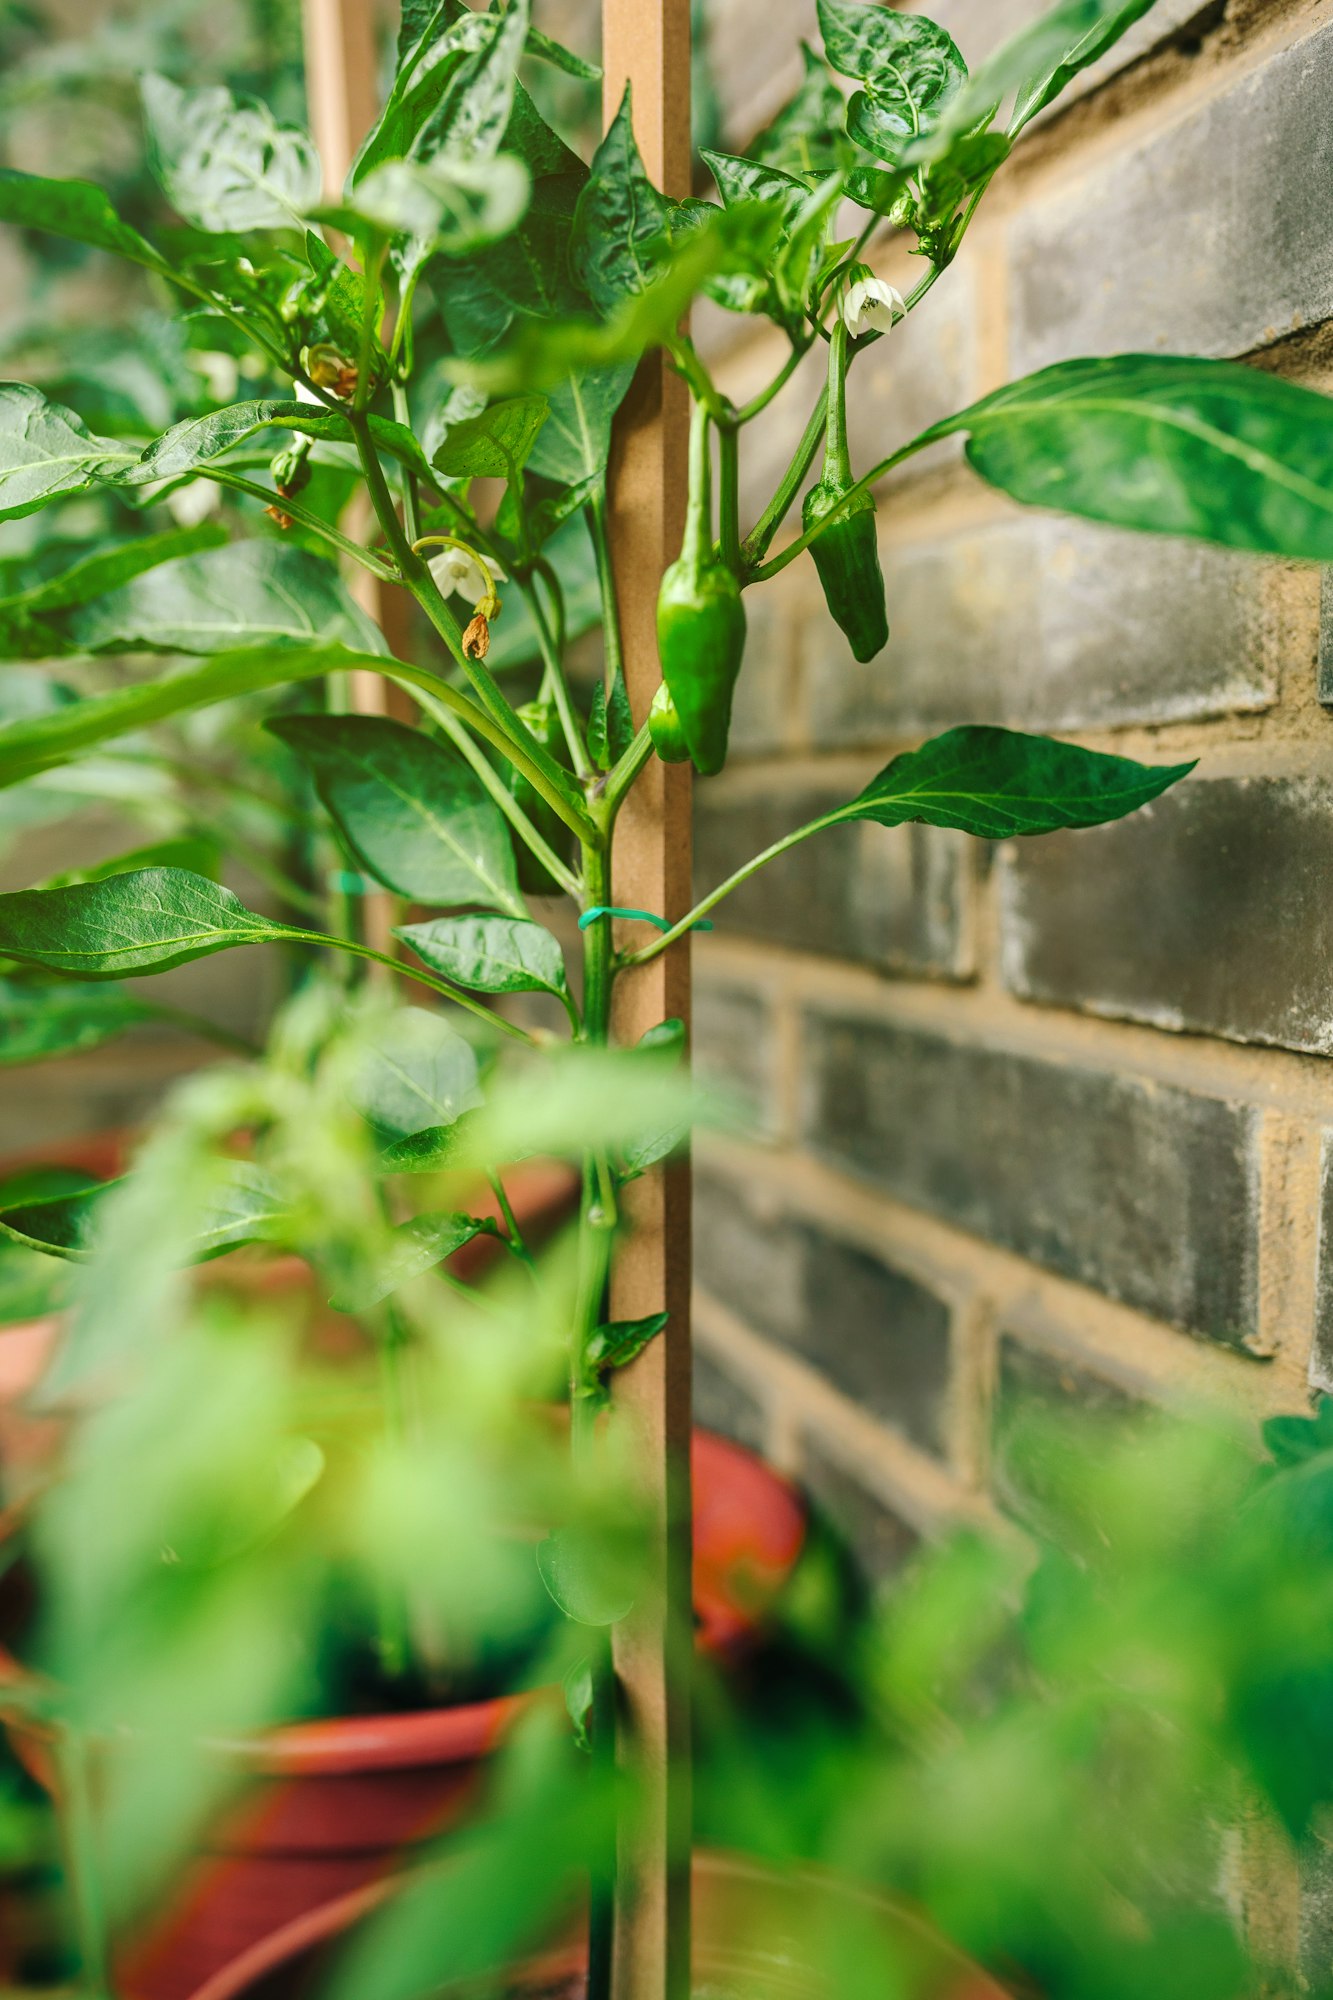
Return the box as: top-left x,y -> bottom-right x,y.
578,905 -> 713,934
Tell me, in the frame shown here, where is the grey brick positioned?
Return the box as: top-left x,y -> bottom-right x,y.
693,1348 -> 768,1455
1000,777 -> 1333,1057
694,1172 -> 954,1455
1010,20 -> 1333,371
695,783 -> 972,979
693,979 -> 779,1138
801,1012 -> 1262,1348
805,512 -> 1275,745
727,582 -> 799,760
799,1439 -> 921,1588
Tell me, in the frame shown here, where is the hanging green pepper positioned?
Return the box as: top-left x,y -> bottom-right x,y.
657,401 -> 746,777
648,682 -> 692,764
506,698 -> 573,895
802,312 -> 889,664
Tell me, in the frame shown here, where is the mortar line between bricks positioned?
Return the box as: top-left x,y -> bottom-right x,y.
693,1284 -> 1003,1540
1256,1112 -> 1325,1373
696,1131 -> 1315,1417
696,935 -> 1333,1114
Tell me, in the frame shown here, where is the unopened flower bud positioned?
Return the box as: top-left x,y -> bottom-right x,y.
270,443 -> 312,496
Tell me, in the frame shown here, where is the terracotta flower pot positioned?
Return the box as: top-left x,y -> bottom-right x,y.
2,1432 -> 804,2000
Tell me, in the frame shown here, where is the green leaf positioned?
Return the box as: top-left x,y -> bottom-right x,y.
0,523 -> 228,616
269,713 -> 523,915
0,642 -> 394,792
142,73 -> 321,232
413,0 -> 530,166
0,384 -> 134,521
572,87 -> 671,316
826,725 -> 1194,840
0,1159 -> 288,1264
1010,0 -> 1158,132
526,367 -> 635,487
0,869 -> 288,980
430,394 -> 550,480
817,0 -> 966,99
931,355 -> 1333,559
752,45 -> 855,181
396,914 -> 569,1002
701,149 -> 812,230
329,1212 -> 498,1313
477,171 -> 586,320
349,1006 -> 483,1140
584,1312 -> 668,1381
315,154 -> 530,261
536,1527 -> 635,1627
65,541 -> 387,657
110,399 -> 432,488
0,169 -> 174,277
0,981 -> 153,1064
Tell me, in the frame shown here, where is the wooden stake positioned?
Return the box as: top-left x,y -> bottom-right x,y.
301,0 -> 405,961
603,5 -> 693,1998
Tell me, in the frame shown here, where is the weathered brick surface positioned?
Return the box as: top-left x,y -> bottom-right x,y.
801,1011 -> 1262,1348
799,1437 -> 922,1587
1010,21 -> 1333,371
805,513 -> 1275,745
693,979 -> 780,1138
693,1348 -> 769,1454
695,783 -> 973,979
695,1170 -> 954,1454
999,778 -> 1333,1057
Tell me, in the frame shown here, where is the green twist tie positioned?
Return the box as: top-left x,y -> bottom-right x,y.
578,906 -> 713,934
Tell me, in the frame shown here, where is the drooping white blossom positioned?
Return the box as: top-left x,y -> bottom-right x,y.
841,271 -> 906,340
428,545 -> 505,604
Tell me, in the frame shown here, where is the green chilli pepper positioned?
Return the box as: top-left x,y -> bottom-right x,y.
802,316 -> 889,664
648,682 -> 692,763
507,698 -> 573,895
657,402 -> 746,778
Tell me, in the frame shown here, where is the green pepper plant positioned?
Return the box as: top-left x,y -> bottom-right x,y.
5,0 -> 1333,1991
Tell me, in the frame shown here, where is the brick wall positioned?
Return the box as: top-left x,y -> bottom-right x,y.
689,0 -> 1333,1610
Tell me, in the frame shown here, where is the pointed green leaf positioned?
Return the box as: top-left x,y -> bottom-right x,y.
0,869 -> 289,980
317,154 -> 530,260
931,355 -> 1333,560
349,1006 -> 483,1140
573,87 -> 671,315
536,1527 -> 635,1627
0,523 -> 228,616
0,385 -> 135,521
396,914 -> 569,1001
751,45 -> 854,181
413,0 -> 530,166
526,366 -> 635,487
829,726 -> 1194,840
816,0 -> 966,99
0,1158 -> 287,1264
430,394 -> 550,480
65,541 -> 387,657
0,981 -> 153,1064
142,73 -> 321,232
269,713 -> 523,914
0,643 -> 398,793
701,149 -> 812,229
329,1211 -> 498,1312
0,168 -> 175,277
110,399 -> 431,487
1011,0 -> 1157,132
584,1312 -> 669,1380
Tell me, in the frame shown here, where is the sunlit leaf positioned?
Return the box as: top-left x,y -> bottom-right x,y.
396,914 -> 570,1002
348,1005 -> 484,1140
329,1211 -> 498,1312
142,72 -> 321,232
0,870 -> 289,980
0,384 -> 134,521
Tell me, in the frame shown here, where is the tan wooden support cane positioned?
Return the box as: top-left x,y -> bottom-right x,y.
603,4 -> 694,1998
301,0 -> 409,962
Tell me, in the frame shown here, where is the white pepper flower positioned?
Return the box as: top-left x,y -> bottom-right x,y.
841,267 -> 906,340
428,545 -> 505,605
